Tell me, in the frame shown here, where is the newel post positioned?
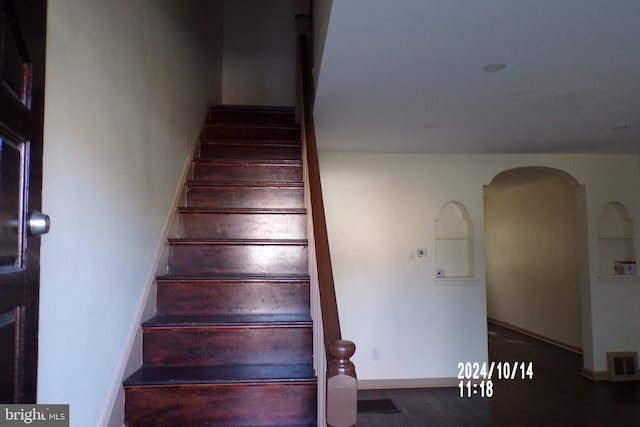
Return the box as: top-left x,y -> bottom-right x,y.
327,340 -> 357,427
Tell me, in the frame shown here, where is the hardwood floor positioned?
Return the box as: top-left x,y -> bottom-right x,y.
357,323 -> 640,426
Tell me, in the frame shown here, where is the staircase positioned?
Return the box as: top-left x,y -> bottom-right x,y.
123,105 -> 317,426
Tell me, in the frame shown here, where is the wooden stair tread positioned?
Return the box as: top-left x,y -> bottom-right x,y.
207,107 -> 296,128
209,104 -> 294,112
187,180 -> 303,188
168,238 -> 307,245
191,161 -> 303,185
156,273 -> 310,282
143,314 -> 312,328
186,183 -> 304,210
177,207 -> 306,214
199,139 -> 301,147
205,123 -> 300,131
194,158 -> 302,165
124,364 -> 315,387
198,143 -> 301,162
202,127 -> 300,142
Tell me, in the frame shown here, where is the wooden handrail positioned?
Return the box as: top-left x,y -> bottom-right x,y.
297,33 -> 341,356
295,15 -> 357,427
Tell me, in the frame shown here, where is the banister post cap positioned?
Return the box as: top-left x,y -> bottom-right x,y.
329,340 -> 356,360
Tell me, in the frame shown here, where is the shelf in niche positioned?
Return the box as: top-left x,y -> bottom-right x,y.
433,276 -> 480,285
435,201 -> 474,278
597,274 -> 639,282
597,202 -> 636,276
435,237 -> 472,241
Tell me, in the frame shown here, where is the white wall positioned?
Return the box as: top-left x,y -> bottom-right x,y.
319,153 -> 488,381
485,171 -> 582,349
39,1 -> 223,426
312,0 -> 333,88
222,0 -> 309,106
318,152 -> 640,380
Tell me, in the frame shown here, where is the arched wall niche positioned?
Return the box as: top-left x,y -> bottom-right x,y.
598,201 -> 636,276
435,201 -> 474,278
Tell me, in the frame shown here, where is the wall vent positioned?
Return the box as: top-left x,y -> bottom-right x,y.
607,352 -> 640,381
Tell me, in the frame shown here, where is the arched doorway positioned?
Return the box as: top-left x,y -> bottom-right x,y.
484,167 -> 586,351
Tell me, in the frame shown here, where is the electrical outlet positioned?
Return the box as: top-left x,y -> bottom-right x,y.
417,248 -> 427,257
372,348 -> 380,361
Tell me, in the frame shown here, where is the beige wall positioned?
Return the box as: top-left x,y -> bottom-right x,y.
40,1 -> 223,426
319,152 -> 640,380
222,0 -> 309,106
320,152 -> 489,381
484,170 -> 582,349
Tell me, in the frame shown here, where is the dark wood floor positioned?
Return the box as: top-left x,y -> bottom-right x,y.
357,323 -> 640,426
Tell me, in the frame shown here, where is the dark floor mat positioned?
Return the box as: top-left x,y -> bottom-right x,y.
357,398 -> 401,413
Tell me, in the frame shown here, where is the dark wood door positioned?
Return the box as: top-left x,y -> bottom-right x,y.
0,0 -> 47,403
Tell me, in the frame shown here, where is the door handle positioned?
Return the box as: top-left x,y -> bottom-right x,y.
27,211 -> 50,237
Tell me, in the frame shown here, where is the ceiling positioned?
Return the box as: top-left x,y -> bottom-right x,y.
313,0 -> 640,154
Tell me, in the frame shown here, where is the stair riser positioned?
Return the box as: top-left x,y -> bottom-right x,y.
125,382 -> 316,427
177,212 -> 306,240
187,186 -> 304,209
193,162 -> 302,183
203,125 -> 300,141
156,281 -> 310,316
143,327 -> 313,366
199,143 -> 301,161
207,108 -> 295,126
168,244 -> 308,276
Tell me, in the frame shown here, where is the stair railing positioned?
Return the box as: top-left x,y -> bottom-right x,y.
295,16 -> 357,427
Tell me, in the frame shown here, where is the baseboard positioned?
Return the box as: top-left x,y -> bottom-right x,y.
99,108 -> 207,427
488,318 -> 583,354
580,368 -> 610,381
358,377 -> 458,390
